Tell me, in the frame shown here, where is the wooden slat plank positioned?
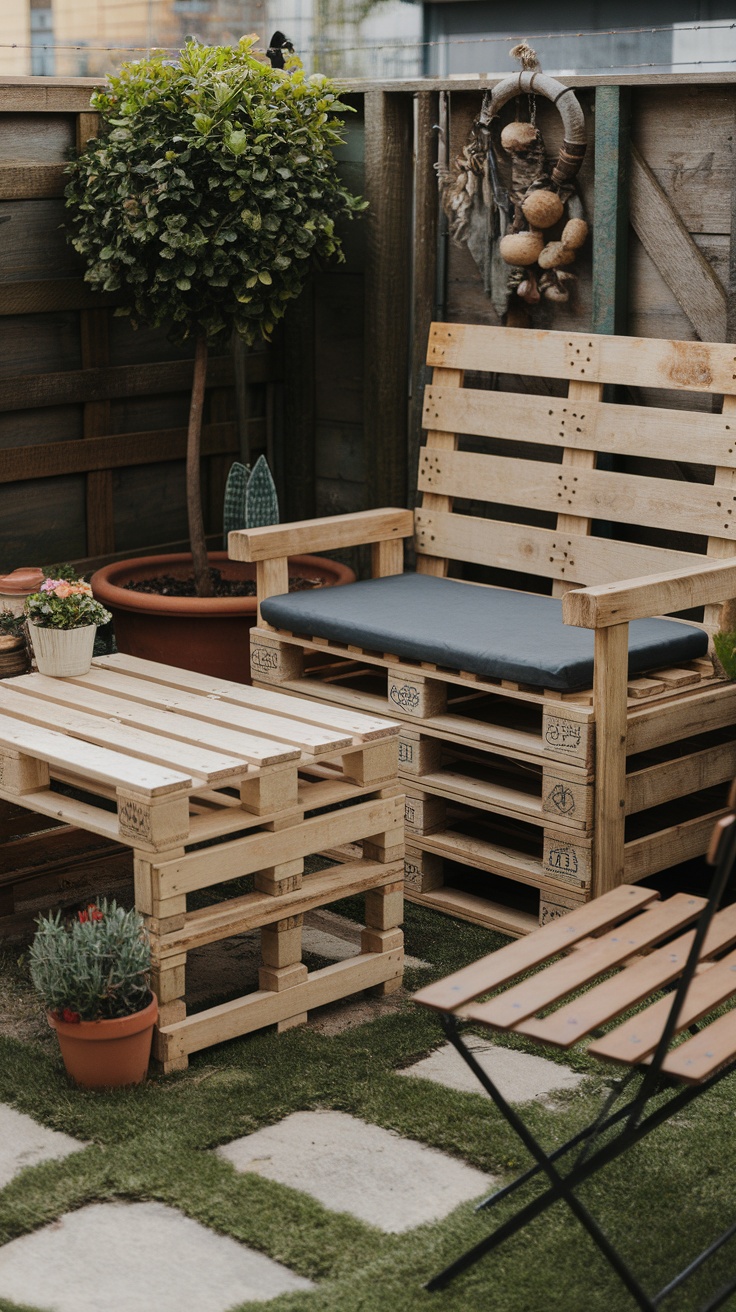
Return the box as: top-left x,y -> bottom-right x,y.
590,944 -> 736,1070
5,674 -> 298,767
412,884 -> 658,1012
464,893 -> 705,1030
0,161 -> 66,199
414,508 -> 707,586
65,669 -> 353,755
0,711 -> 191,796
592,85 -> 630,336
422,385 -> 736,468
426,322 -> 736,394
520,901 -> 736,1046
563,556 -> 736,629
0,279 -> 119,315
0,686 -> 248,786
629,144 -> 727,344
704,395 -> 736,630
0,422 -> 237,484
418,447 -> 736,541
627,683 -> 736,756
156,794 -> 404,898
408,884 -> 537,938
659,1006 -> 736,1082
624,809 -> 725,883
229,507 -> 414,562
93,653 -> 398,742
552,379 -> 604,600
160,948 -> 403,1057
0,81 -> 104,113
417,767 -> 543,824
626,738 -> 736,815
0,357 -> 234,413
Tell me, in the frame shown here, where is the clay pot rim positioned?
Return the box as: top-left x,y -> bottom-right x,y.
48,994 -> 158,1040
91,551 -> 355,619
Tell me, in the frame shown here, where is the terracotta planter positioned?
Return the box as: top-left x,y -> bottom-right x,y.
29,622 -> 97,677
90,551 -> 355,685
48,995 -> 158,1090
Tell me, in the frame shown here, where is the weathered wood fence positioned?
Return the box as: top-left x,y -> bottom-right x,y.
1,72 -> 735,571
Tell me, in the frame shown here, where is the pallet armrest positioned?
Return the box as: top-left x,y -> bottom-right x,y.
228,508 -> 414,563
562,557 -> 736,629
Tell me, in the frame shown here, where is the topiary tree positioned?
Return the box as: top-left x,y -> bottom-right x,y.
65,36 -> 364,595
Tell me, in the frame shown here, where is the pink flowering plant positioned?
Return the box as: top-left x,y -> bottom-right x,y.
24,578 -> 112,630
29,899 -> 152,1022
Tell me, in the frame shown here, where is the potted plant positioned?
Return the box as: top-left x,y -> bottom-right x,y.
90,456 -> 354,683
24,578 -> 112,678
29,899 -> 157,1089
65,37 -> 361,680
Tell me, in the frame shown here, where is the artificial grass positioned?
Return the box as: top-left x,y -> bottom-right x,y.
0,902 -> 735,1311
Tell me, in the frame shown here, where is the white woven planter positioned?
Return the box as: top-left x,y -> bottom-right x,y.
29,623 -> 96,677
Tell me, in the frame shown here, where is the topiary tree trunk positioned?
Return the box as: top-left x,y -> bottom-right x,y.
186,334 -> 211,597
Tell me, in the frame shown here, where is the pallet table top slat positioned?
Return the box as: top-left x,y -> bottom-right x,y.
4,674 -> 300,767
0,711 -> 191,797
518,901 -> 736,1046
658,1005 -> 736,1083
0,685 -> 251,786
411,885 -> 658,1011
92,653 -> 399,742
65,668 -> 354,755
465,893 -> 706,1029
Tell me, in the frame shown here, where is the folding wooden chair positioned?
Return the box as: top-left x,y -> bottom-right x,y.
413,799 -> 736,1311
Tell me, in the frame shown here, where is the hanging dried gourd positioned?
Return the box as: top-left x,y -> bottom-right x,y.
437,44 -> 589,320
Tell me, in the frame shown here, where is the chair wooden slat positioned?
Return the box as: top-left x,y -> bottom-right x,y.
411,884 -> 658,1012
414,509 -> 707,588
518,901 -> 736,1046
659,1006 -> 736,1083
422,385 -> 736,469
417,448 -> 736,542
464,893 -> 706,1030
590,944 -> 736,1065
427,323 -> 736,394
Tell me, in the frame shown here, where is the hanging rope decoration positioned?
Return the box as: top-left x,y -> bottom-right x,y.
437,44 -> 589,317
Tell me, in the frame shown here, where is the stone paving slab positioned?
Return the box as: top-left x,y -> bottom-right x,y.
0,1104 -> 84,1189
398,1039 -> 585,1104
0,1201 -> 312,1312
217,1109 -> 493,1233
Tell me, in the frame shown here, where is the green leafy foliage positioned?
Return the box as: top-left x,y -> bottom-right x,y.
244,453 -> 280,527
0,609 -> 26,638
714,629 -> 736,680
41,563 -> 81,583
29,899 -> 152,1021
24,579 -> 112,631
64,37 -> 365,347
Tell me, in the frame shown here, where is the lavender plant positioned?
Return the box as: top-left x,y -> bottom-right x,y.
29,900 -> 152,1022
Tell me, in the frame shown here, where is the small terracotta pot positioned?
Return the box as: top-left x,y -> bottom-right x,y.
91,551 -> 356,685
48,995 -> 158,1090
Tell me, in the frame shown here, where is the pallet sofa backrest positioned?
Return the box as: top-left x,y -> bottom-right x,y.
416,322 -> 736,624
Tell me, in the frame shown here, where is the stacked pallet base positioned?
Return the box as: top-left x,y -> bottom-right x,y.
251,628 -> 734,936
0,655 -> 404,1071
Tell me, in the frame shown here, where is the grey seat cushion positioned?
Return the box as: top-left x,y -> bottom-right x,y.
260,573 -> 708,692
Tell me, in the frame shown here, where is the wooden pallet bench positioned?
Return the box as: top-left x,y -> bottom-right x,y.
231,324 -> 736,936
0,653 -> 403,1071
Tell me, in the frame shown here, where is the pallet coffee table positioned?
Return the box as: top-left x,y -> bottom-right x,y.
0,653 -> 404,1072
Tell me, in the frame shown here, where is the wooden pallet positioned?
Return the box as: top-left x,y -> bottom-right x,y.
0,654 -> 404,1070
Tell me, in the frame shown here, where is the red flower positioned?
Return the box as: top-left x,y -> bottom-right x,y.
78,910 -> 88,924
91,908 -> 104,922
60,1008 -> 80,1024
